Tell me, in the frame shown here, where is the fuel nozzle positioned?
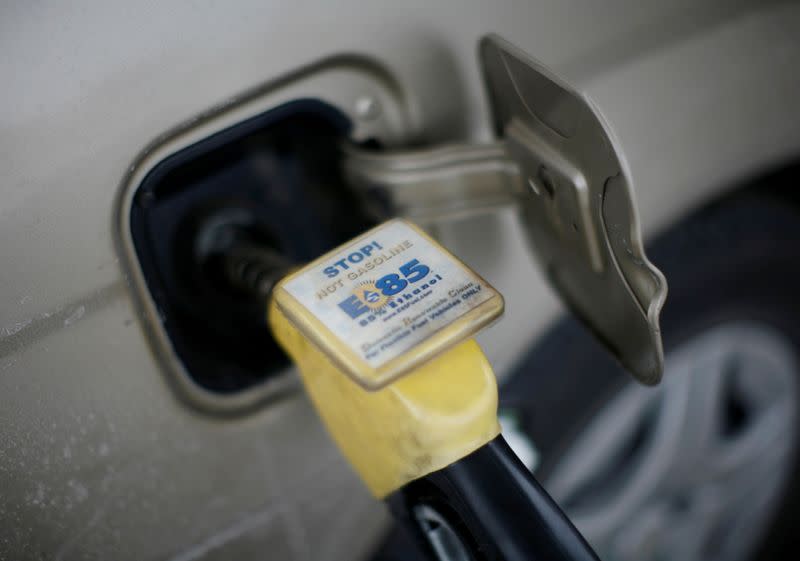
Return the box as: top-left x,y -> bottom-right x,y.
226,218 -> 598,561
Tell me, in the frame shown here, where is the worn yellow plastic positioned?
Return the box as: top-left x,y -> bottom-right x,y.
269,301 -> 501,498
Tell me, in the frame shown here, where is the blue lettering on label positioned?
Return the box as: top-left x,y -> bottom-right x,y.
339,295 -> 369,319
338,261 -> 435,321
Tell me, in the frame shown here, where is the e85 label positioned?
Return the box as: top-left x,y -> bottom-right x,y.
279,219 -> 500,374
338,259 -> 433,320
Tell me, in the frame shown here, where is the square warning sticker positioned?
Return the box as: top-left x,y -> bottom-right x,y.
274,219 -> 503,387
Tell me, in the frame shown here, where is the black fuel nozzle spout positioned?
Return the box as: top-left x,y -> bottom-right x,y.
220,242 -> 291,307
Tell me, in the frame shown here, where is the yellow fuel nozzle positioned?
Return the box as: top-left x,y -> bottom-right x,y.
270,308 -> 500,498
235,218 -> 598,561
268,219 -> 504,497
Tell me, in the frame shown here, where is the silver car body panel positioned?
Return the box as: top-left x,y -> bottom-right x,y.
2,1 -> 800,559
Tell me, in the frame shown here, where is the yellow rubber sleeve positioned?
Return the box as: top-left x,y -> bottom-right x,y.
269,300 -> 501,498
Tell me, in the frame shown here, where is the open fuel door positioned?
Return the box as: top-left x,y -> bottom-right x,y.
480,35 -> 667,384
346,35 -> 667,385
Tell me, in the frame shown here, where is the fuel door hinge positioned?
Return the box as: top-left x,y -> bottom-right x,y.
345,35 -> 667,385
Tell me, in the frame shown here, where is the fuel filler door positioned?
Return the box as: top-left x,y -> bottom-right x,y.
348,35 -> 667,384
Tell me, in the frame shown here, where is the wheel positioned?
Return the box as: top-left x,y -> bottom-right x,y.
502,192 -> 800,561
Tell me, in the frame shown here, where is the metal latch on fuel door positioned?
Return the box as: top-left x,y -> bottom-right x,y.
343,34 -> 668,386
